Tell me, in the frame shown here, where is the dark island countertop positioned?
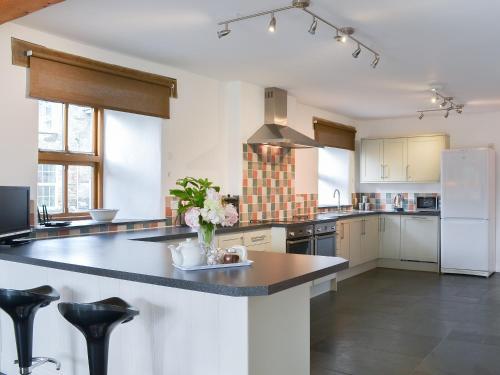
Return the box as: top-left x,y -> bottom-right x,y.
0,230 -> 349,297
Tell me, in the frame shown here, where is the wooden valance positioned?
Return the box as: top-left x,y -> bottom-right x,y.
0,0 -> 64,25
12,38 -> 177,119
313,117 -> 357,151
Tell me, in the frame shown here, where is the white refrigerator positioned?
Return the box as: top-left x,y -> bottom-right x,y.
441,148 -> 496,277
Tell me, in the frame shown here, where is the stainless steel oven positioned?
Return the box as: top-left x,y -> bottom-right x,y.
286,224 -> 314,255
314,221 -> 336,257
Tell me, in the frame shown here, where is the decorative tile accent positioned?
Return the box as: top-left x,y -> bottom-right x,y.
353,192 -> 439,210
295,193 -> 318,217
240,144 -> 296,221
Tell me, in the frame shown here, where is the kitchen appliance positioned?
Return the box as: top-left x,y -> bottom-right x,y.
0,186 -> 31,246
415,194 -> 439,212
393,193 -> 404,211
286,223 -> 314,255
441,148 -> 496,277
314,221 -> 336,257
222,195 -> 240,214
247,88 -> 323,148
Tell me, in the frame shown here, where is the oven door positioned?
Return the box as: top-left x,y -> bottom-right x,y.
314,233 -> 336,257
286,237 -> 314,255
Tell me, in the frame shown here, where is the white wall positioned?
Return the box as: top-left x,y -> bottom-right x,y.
0,22 -> 354,215
356,111 -> 500,270
104,110 -> 162,219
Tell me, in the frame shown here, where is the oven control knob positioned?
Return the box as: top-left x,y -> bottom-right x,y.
307,229 -> 313,235
331,226 -> 335,230
316,228 -> 321,232
289,232 -> 295,237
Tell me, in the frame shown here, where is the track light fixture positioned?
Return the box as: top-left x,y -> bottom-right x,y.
371,55 -> 380,68
217,0 -> 381,69
352,44 -> 361,58
417,89 -> 464,119
308,16 -> 318,34
217,23 -> 231,39
268,13 -> 277,33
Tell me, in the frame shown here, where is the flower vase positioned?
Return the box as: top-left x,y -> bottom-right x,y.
197,224 -> 216,261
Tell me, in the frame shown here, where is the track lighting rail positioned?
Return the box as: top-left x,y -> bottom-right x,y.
217,0 -> 381,68
417,89 -> 464,119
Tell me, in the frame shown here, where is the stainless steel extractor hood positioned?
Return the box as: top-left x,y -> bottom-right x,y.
247,88 -> 323,148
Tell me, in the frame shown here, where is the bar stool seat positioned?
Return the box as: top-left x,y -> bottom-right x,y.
0,285 -> 61,374
58,297 -> 139,375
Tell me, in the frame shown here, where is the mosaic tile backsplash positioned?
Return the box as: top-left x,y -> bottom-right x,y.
353,192 -> 439,211
240,144 -> 296,222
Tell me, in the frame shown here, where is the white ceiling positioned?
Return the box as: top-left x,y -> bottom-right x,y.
14,0 -> 500,119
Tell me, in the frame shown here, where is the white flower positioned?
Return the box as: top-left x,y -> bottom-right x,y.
184,207 -> 201,229
206,188 -> 220,201
221,204 -> 239,227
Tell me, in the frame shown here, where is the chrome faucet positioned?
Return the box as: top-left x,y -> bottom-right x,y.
333,189 -> 341,211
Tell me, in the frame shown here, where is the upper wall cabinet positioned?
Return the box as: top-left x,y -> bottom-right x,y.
360,135 -> 449,183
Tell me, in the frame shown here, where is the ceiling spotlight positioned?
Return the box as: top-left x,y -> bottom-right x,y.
268,13 -> 276,33
308,17 -> 318,35
440,100 -> 447,108
444,110 -> 450,119
456,105 -> 464,114
431,95 -> 438,104
371,55 -> 380,68
418,112 -> 424,120
334,30 -> 347,43
217,23 -> 231,39
352,44 -> 361,58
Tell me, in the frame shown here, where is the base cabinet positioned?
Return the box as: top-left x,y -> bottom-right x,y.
401,216 -> 439,262
379,215 -> 401,259
338,216 -> 379,268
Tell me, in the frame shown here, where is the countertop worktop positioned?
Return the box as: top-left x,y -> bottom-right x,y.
0,229 -> 349,297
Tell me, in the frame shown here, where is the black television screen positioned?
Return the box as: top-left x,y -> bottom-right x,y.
0,186 -> 31,240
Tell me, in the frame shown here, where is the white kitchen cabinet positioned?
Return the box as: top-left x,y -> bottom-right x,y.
336,220 -> 350,260
401,216 -> 439,263
361,216 -> 379,263
382,138 -> 407,182
360,134 -> 449,183
243,229 -> 272,252
379,215 -> 401,259
217,233 -> 244,249
407,136 -> 448,182
360,139 -> 383,182
341,216 -> 378,267
348,219 -> 363,267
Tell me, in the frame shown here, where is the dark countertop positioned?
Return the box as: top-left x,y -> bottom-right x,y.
0,230 -> 349,297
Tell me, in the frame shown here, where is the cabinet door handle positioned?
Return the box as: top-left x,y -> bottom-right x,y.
380,164 -> 384,179
383,217 -> 386,232
341,223 -> 345,239
251,235 -> 266,242
406,165 -> 410,180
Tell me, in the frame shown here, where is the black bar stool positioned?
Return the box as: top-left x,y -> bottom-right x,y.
0,285 -> 61,375
58,297 -> 139,375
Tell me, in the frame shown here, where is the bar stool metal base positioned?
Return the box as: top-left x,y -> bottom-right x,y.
15,357 -> 61,375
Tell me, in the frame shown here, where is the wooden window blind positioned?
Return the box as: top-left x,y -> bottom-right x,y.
313,117 -> 357,151
12,38 -> 178,119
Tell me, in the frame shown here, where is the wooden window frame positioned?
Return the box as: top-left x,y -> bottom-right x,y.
38,103 -> 104,219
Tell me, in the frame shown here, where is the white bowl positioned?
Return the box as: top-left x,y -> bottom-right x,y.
89,209 -> 119,222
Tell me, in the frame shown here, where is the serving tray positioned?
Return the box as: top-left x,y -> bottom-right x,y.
173,260 -> 253,271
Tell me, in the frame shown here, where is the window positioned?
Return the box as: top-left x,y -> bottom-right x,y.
318,147 -> 355,207
37,101 -> 103,217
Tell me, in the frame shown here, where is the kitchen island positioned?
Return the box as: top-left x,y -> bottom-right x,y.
0,230 -> 348,375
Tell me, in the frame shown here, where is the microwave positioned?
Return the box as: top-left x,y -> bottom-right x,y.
415,195 -> 439,211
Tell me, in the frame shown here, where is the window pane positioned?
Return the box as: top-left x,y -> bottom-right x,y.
68,105 -> 93,153
37,164 -> 64,213
38,101 -> 64,151
68,165 -> 94,212
318,147 -> 355,207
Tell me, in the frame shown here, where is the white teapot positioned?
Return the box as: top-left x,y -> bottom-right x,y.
168,238 -> 205,267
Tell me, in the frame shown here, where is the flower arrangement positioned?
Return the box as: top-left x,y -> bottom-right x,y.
169,177 -> 239,254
